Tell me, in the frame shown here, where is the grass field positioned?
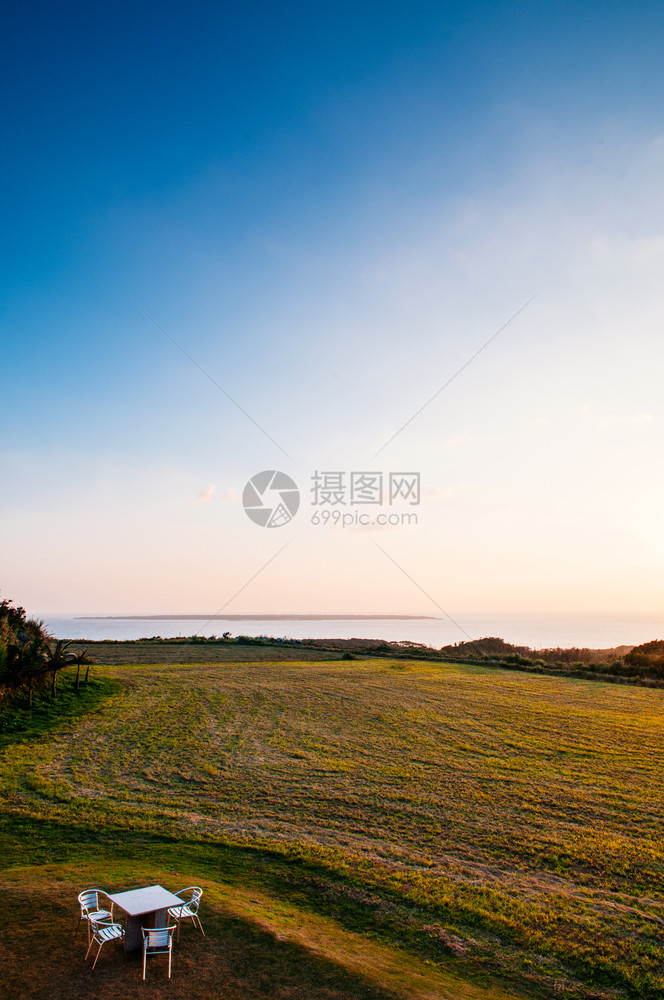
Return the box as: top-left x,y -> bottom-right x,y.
64,639 -> 346,664
1,658 -> 663,999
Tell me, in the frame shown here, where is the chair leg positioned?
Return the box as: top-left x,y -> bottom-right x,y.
168,945 -> 172,979
143,947 -> 147,980
196,914 -> 205,936
84,936 -> 94,961
92,942 -> 103,970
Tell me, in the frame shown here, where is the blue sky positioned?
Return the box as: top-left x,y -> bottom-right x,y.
3,1 -> 664,618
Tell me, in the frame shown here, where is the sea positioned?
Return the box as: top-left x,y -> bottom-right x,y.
41,613 -> 664,651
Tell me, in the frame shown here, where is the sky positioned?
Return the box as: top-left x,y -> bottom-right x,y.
2,0 -> 664,619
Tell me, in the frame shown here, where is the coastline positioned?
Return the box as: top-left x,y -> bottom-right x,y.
42,612 -> 664,650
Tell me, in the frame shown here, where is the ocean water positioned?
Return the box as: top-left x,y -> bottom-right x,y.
41,613 -> 664,650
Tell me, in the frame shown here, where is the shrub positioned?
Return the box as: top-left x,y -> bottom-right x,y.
624,640 -> 664,674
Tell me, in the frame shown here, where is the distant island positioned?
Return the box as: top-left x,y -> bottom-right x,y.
77,614 -> 439,621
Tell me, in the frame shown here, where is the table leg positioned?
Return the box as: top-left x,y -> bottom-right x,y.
124,909 -> 169,953
125,915 -> 143,953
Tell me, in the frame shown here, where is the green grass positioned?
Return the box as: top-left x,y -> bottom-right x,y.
0,673 -> 120,744
1,659 -> 664,999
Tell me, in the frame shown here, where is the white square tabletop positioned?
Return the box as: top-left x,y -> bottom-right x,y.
108,884 -> 183,915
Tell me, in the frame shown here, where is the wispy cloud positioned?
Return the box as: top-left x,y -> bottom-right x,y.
193,485 -> 215,503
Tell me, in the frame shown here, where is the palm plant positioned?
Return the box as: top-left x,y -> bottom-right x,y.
71,649 -> 93,692
45,639 -> 73,698
13,636 -> 48,707
0,598 -> 60,705
44,640 -> 74,698
0,635 -> 7,701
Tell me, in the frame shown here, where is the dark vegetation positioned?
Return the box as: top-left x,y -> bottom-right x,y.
0,598 -> 95,706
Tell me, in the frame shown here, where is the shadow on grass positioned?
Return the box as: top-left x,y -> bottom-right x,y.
0,882 -> 401,1000
0,813 -> 518,1000
0,676 -> 121,747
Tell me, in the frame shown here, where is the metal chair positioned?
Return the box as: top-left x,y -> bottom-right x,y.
142,925 -> 177,979
76,889 -> 114,942
85,918 -> 125,969
167,886 -> 205,941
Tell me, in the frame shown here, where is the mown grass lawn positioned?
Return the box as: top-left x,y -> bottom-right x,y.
1,659 -> 663,999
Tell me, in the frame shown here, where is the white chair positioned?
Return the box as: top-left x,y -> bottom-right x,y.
142,925 -> 177,979
85,919 -> 125,969
76,889 -> 114,942
167,886 -> 205,941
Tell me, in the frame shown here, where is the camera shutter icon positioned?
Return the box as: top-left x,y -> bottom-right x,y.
242,470 -> 300,528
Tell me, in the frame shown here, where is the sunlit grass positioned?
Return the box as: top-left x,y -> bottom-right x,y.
1,659 -> 663,998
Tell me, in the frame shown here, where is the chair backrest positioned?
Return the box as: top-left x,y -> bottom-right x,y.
143,926 -> 176,950
177,886 -> 203,909
78,890 -> 100,913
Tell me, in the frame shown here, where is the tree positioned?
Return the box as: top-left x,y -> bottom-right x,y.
71,649 -> 93,692
1,595 -> 96,704
44,640 -> 75,698
18,636 -> 49,707
0,597 -> 73,704
624,639 -> 664,674
0,599 -> 51,704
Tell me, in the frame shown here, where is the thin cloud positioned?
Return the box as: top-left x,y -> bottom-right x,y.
193,485 -> 215,503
